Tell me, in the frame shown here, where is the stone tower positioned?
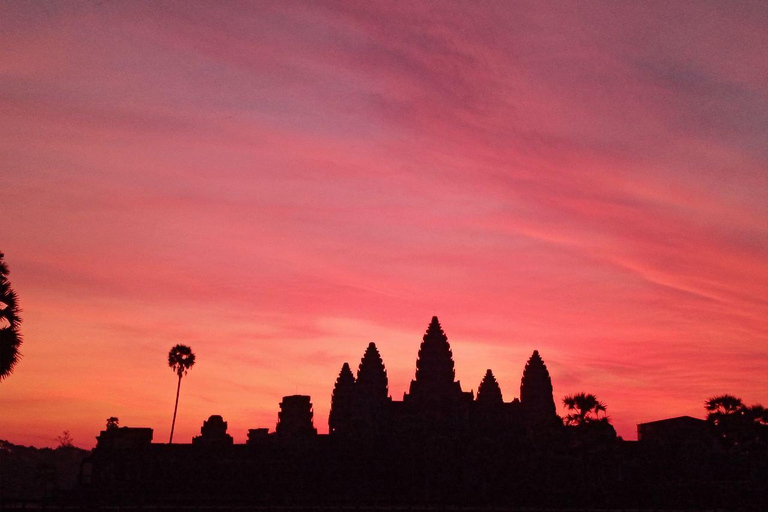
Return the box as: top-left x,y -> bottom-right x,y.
357,342 -> 388,403
353,342 -> 390,436
329,362 -> 356,435
520,350 -> 557,426
407,316 -> 464,404
477,369 -> 503,406
277,395 -> 317,437
193,415 -> 233,447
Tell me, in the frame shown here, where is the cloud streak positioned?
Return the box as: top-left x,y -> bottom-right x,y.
1,1 -> 766,446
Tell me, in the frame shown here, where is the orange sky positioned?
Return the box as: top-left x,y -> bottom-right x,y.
1,1 -> 767,448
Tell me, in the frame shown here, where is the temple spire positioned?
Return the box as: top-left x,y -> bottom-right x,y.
407,316 -> 462,402
477,369 -> 503,405
357,342 -> 388,402
520,350 -> 557,425
414,316 -> 456,385
329,362 -> 356,435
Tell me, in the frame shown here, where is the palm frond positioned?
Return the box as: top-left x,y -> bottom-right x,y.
168,344 -> 196,376
0,327 -> 22,380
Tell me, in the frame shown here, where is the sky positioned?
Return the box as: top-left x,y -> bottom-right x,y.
1,1 -> 767,448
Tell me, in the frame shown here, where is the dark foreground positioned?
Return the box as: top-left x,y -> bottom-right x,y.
0,506 -> 759,512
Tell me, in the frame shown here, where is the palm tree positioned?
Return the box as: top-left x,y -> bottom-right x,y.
0,251 -> 23,381
705,394 -> 743,423
562,392 -> 608,426
705,395 -> 767,452
168,344 -> 196,443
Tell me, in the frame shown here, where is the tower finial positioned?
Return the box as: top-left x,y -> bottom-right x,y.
477,369 -> 503,405
357,342 -> 388,402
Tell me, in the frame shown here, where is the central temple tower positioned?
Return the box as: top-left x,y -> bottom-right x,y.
520,350 -> 558,428
404,316 -> 468,407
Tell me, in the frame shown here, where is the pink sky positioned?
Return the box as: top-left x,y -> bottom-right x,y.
1,1 -> 766,448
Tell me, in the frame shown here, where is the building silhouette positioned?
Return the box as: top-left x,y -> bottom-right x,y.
323,317 -> 558,442
80,316 -> 767,509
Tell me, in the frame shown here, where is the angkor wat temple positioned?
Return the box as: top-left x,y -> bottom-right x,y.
81,317 -> 767,509
327,316 -> 560,440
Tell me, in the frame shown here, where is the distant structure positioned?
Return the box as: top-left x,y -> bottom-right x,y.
82,316 -> 757,509
84,316 -> 560,502
193,415 -> 233,447
324,316 -> 558,439
637,415 -> 711,447
95,426 -> 153,450
520,350 -> 558,428
329,362 -> 356,435
277,395 -> 317,437
407,316 -> 467,404
477,369 -> 503,405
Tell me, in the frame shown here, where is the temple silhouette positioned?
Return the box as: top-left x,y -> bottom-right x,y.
80,317 -> 767,509
324,317 -> 559,441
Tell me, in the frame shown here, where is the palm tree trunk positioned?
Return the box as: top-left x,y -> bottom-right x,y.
169,373 -> 182,443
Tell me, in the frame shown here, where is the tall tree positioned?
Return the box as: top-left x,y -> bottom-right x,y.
0,251 -> 23,381
168,344 -> 196,443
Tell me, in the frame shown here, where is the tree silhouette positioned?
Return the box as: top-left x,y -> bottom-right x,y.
0,251 -> 23,380
56,430 -> 74,448
705,394 -> 743,421
562,392 -> 608,426
106,417 -> 119,430
705,395 -> 768,452
168,344 -> 196,443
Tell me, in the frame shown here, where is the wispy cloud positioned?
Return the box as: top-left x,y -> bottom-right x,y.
1,1 -> 766,446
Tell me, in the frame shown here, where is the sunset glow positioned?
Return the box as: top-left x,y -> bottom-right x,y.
1,1 -> 766,447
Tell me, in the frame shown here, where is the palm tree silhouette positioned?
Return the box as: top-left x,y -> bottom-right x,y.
705,395 -> 768,452
705,394 -> 743,422
168,344 -> 195,443
562,392 -> 607,426
0,251 -> 23,381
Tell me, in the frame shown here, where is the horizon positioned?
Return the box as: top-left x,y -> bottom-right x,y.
1,1 -> 767,449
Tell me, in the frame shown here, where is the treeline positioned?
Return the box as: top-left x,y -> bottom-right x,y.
0,439 -> 89,502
